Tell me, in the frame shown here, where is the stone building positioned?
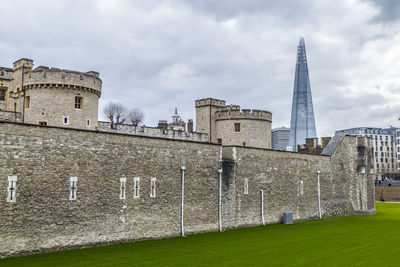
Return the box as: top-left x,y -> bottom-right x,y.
97,108 -> 208,142
195,98 -> 272,148
1,59 -> 273,147
0,58 -> 101,130
335,127 -> 399,180
0,121 -> 375,258
0,59 -> 377,259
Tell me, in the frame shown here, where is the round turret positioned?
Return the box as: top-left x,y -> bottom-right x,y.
20,65 -> 102,129
214,106 -> 272,149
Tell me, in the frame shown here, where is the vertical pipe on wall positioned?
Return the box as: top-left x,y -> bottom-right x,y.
21,64 -> 25,123
181,166 -> 186,236
261,189 -> 265,225
317,170 -> 321,219
218,168 -> 223,232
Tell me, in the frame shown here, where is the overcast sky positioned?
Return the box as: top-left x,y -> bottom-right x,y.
1,0 -> 400,136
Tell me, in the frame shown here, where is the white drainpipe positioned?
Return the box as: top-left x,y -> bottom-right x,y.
218,168 -> 223,231
317,170 -> 321,219
181,166 -> 186,236
261,189 -> 265,225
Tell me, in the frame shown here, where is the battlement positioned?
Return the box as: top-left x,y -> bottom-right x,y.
195,98 -> 226,108
22,65 -> 102,96
215,107 -> 272,121
13,58 -> 33,71
0,67 -> 14,80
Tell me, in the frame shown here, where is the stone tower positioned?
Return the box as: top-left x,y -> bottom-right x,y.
288,37 -> 317,151
195,98 -> 226,142
4,58 -> 102,130
10,59 -> 33,114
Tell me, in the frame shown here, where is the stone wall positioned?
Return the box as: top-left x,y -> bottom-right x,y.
22,86 -> 99,130
375,186 -> 400,202
0,110 -> 21,122
0,68 -> 13,110
3,58 -> 101,130
0,121 -> 375,258
195,98 -> 226,142
220,135 -> 375,229
24,66 -> 102,94
215,117 -> 271,149
0,122 -> 220,258
97,121 -> 209,142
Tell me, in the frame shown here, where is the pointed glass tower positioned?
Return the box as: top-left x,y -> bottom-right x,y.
288,37 -> 317,152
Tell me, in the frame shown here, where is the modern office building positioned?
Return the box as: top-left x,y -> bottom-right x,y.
272,127 -> 290,150
335,127 -> 399,180
288,37 -> 317,151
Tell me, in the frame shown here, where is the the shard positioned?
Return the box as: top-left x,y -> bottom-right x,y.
288,37 -> 317,152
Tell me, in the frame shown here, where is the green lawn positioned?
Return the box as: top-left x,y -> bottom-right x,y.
1,202 -> 399,266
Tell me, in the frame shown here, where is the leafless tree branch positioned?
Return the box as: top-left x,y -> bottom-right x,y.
103,102 -> 128,128
127,107 -> 145,126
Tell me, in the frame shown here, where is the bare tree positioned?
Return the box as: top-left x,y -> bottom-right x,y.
103,102 -> 128,128
127,107 -> 145,126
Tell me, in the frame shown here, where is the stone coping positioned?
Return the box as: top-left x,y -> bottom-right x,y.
0,120 -> 219,146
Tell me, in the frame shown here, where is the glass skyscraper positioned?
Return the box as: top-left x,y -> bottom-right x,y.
288,37 -> 317,151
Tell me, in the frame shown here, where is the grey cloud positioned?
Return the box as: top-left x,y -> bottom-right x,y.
178,0 -> 315,20
368,0 -> 400,23
0,0 -> 398,138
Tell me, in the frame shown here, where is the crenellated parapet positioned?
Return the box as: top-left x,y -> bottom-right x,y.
22,66 -> 102,97
215,106 -> 272,122
195,98 -> 226,108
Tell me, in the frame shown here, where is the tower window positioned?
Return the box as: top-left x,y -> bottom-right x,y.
63,117 -> 69,125
244,178 -> 249,195
74,96 -> 83,109
216,138 -> 222,144
120,177 -> 126,200
234,122 -> 241,133
86,119 -> 91,127
0,89 -> 6,101
150,178 -> 156,198
7,176 -> 17,203
134,177 -> 140,198
299,180 -> 304,195
25,96 -> 30,109
69,177 -> 78,201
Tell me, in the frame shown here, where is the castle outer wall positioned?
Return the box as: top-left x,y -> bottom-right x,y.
0,122 -> 375,258
97,121 -> 209,142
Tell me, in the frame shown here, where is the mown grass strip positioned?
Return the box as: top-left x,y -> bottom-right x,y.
1,202 -> 398,266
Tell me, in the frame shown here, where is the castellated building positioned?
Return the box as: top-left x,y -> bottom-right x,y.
195,98 -> 272,148
0,58 -> 376,258
0,58 -> 101,130
0,59 -> 272,148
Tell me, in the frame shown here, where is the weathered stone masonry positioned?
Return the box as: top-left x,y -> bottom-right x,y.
0,122 -> 375,258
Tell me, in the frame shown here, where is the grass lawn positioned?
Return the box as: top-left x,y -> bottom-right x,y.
1,202 -> 398,266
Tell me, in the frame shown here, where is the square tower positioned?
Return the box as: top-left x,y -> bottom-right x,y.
195,98 -> 226,142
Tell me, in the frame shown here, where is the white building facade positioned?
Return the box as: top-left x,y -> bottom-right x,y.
335,127 -> 399,180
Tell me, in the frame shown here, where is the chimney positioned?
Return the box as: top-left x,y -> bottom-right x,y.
321,137 -> 332,149
305,138 -> 318,153
188,119 -> 193,133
